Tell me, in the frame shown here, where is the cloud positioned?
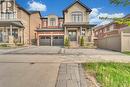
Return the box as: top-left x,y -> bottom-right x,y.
28,0 -> 47,11
89,8 -> 125,25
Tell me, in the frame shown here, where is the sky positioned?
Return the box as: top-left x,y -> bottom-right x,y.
16,0 -> 130,25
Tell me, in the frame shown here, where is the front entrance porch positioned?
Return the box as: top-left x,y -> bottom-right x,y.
64,26 -> 84,47
64,24 -> 95,47
0,20 -> 24,45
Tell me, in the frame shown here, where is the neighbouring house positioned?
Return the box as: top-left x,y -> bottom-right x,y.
35,15 -> 64,46
94,14 -> 130,52
36,0 -> 95,47
0,0 -> 41,45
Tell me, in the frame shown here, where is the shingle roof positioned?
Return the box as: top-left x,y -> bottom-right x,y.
16,2 -> 42,17
63,0 -> 92,12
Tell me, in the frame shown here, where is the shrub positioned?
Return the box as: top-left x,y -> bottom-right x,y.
0,44 -> 8,47
14,38 -> 19,45
64,37 -> 70,47
31,39 -> 37,45
16,43 -> 24,46
80,36 -> 84,46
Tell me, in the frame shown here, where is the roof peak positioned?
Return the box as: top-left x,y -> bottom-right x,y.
63,0 -> 92,12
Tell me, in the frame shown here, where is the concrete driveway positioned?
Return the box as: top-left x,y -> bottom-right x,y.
4,46 -> 63,54
64,48 -> 123,55
2,46 -> 123,55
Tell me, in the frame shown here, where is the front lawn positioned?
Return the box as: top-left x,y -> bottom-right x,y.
82,63 -> 130,87
122,51 -> 130,55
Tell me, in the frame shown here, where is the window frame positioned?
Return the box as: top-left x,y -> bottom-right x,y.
71,11 -> 83,23
50,18 -> 56,26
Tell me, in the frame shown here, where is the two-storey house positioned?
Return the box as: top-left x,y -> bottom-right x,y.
0,0 -> 41,45
63,0 -> 94,47
36,0 -> 95,46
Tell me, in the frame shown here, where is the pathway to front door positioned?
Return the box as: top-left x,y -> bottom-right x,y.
56,63 -> 90,87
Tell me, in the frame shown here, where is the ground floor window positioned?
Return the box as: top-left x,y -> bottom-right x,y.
82,29 -> 86,36
0,30 -> 3,42
12,29 -> 18,39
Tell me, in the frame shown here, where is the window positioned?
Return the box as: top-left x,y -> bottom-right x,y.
71,11 -> 83,22
53,36 -> 58,39
0,30 -> 3,42
107,27 -> 110,31
109,25 -> 114,31
0,1 -> 16,19
82,29 -> 86,36
12,29 -> 18,39
50,18 -> 56,26
59,22 -> 63,27
96,32 -> 98,36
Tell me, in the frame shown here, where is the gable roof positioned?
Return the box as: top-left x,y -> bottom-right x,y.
124,14 -> 130,18
63,0 -> 92,12
16,3 -> 42,17
29,11 -> 42,17
16,3 -> 30,15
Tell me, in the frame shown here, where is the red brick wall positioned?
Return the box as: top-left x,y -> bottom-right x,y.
41,18 -> 63,28
114,23 -> 127,29
37,31 -> 64,35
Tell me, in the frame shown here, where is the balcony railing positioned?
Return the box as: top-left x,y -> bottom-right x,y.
0,12 -> 17,20
64,22 -> 89,25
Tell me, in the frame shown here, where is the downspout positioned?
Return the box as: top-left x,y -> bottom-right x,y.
29,14 -> 31,45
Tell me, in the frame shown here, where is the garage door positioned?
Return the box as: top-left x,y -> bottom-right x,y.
53,36 -> 64,46
39,36 -> 51,46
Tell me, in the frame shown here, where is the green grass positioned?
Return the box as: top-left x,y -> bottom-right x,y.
123,51 -> 130,55
82,63 -> 130,87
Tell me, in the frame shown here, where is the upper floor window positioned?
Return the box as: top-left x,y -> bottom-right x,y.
71,11 -> 83,22
0,1 -> 16,19
50,18 -> 56,26
1,1 -> 14,12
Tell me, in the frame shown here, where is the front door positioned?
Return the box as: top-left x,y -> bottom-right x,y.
68,30 -> 77,41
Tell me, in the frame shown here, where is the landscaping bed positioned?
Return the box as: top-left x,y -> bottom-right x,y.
0,43 -> 25,49
123,51 -> 130,55
82,62 -> 130,87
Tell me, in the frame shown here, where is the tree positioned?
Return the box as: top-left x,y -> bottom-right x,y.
110,0 -> 130,6
109,0 -> 130,26
100,0 -> 130,26
80,36 -> 84,46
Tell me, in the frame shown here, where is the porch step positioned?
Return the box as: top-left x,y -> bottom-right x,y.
69,41 -> 79,48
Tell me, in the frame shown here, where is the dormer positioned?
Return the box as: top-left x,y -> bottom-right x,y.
48,15 -> 58,27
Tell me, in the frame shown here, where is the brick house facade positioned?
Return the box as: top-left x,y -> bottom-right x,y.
36,15 -> 64,46
93,14 -> 130,52
36,0 -> 95,46
0,0 -> 41,45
